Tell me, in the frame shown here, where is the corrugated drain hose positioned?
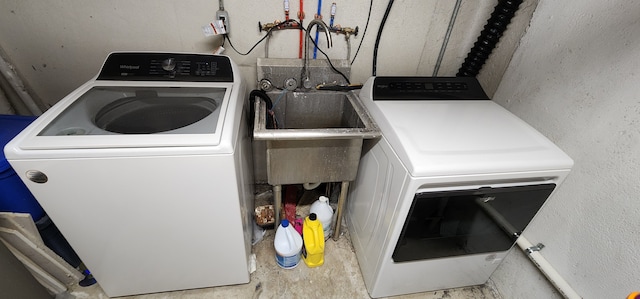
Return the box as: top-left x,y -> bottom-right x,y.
457,0 -> 523,77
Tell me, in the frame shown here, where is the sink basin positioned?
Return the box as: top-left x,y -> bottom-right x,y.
253,90 -> 380,185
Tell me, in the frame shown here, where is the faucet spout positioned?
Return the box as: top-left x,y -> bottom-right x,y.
303,19 -> 333,89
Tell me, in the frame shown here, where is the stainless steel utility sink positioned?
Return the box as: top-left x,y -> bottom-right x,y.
253,90 -> 380,185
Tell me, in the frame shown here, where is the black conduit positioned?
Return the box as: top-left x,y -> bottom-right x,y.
248,89 -> 275,129
457,0 -> 523,77
372,0 -> 395,76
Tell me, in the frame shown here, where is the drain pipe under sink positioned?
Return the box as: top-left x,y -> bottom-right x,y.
303,182 -> 321,190
516,237 -> 582,299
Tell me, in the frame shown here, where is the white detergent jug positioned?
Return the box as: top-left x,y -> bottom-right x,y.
274,219 -> 303,269
310,196 -> 334,239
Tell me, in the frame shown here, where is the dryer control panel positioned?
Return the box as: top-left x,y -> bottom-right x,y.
97,52 -> 234,82
372,76 -> 488,101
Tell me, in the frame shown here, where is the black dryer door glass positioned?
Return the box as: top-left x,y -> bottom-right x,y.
392,183 -> 556,262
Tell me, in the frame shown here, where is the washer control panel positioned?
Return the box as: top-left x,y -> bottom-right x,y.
97,52 -> 234,82
372,76 -> 489,100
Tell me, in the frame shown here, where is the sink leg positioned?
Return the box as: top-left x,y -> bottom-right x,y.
332,181 -> 350,241
273,185 -> 282,227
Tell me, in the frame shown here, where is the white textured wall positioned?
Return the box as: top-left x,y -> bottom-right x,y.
0,0 -> 529,106
491,0 -> 640,298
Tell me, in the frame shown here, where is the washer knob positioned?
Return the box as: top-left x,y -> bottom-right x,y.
162,58 -> 177,71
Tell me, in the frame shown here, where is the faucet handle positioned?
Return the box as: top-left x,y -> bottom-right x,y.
303,77 -> 313,89
284,78 -> 298,91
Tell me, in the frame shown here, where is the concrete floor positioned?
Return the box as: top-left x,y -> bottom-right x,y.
67,230 -> 501,299
65,186 -> 502,299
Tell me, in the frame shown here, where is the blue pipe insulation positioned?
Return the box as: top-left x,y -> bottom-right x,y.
313,0 -> 322,59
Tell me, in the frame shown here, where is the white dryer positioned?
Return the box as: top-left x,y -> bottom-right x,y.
347,77 -> 573,298
4,52 -> 254,297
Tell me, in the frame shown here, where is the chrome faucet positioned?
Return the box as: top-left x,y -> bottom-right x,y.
302,19 -> 333,89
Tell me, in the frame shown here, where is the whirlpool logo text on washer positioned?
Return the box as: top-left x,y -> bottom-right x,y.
120,65 -> 140,70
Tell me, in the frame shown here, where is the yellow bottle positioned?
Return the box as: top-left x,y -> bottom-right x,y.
302,213 -> 325,267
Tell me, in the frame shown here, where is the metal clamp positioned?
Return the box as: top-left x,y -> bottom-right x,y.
525,243 -> 545,254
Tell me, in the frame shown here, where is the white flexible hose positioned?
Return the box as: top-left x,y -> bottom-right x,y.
516,237 -> 582,299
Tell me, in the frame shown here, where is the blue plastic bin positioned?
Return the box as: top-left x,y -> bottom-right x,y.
0,114 -> 46,221
0,115 -> 84,270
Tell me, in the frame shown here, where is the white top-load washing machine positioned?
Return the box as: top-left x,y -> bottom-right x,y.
4,52 -> 253,297
347,77 -> 573,298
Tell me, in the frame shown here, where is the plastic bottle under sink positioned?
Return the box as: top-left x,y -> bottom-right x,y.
274,219 -> 303,269
310,196 -> 334,239
302,213 -> 325,267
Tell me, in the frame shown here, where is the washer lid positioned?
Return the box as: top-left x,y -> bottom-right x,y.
368,99 -> 573,177
16,82 -> 234,150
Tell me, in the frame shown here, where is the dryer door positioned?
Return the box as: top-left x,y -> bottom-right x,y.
392,183 -> 556,262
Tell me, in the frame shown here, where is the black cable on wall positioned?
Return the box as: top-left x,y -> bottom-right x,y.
372,0 -> 395,76
351,0 -> 373,65
457,0 -> 524,77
